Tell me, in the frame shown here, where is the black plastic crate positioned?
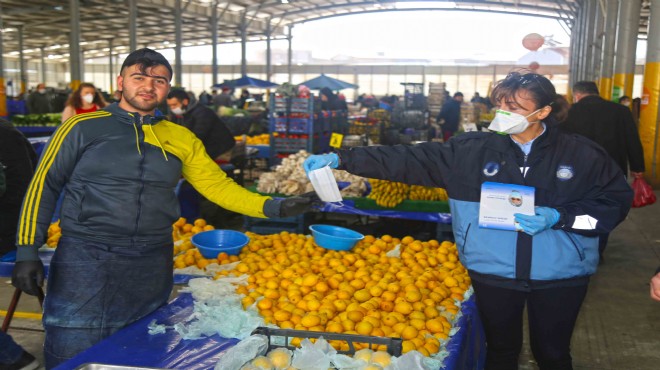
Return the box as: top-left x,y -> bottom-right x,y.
252,327 -> 403,357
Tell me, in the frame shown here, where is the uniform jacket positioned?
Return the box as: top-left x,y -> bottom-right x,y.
563,95 -> 645,174
338,124 -> 632,290
16,103 -> 268,261
172,100 -> 235,158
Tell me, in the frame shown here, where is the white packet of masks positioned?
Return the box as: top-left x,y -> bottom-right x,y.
308,166 -> 343,203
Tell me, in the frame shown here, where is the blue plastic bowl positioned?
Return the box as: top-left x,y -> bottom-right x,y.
191,230 -> 250,258
309,224 -> 364,251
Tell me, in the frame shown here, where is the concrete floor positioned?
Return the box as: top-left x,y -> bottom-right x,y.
2,192 -> 659,370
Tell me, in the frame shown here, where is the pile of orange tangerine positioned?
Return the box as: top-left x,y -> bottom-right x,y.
223,231 -> 470,357
170,217 -> 471,357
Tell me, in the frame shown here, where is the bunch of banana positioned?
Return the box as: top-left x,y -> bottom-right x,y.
409,185 -> 449,202
367,179 -> 410,208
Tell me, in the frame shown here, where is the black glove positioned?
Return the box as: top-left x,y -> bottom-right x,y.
12,260 -> 45,296
281,192 -> 323,217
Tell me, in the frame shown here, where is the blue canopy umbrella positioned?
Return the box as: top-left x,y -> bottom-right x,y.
299,74 -> 358,91
212,76 -> 279,89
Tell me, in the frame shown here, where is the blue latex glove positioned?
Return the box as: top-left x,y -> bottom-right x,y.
303,153 -> 339,174
514,207 -> 560,236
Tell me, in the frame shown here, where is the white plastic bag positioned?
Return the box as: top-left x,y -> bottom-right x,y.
214,334 -> 269,370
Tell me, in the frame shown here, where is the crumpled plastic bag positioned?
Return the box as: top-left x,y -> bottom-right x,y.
291,337 -> 336,370
214,334 -> 269,370
388,351 -> 437,370
169,277 -> 265,340
385,244 -> 401,258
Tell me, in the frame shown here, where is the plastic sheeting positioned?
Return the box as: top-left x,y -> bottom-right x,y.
57,293 -> 485,370
319,199 -> 452,224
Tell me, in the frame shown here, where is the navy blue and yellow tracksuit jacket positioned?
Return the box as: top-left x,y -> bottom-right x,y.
16,103 -> 268,261
338,125 -> 633,290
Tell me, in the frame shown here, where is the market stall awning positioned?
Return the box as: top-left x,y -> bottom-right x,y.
299,74 -> 358,91
213,76 -> 279,89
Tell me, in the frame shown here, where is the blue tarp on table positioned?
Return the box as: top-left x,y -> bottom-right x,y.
57,292 -> 485,370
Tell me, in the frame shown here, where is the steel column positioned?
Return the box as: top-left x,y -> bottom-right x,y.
40,47 -> 46,84
108,39 -> 114,92
287,25 -> 293,83
240,15 -> 247,77
590,0 -> 604,82
128,0 -> 137,52
0,3 -> 5,116
613,0 -> 642,101
639,0 -> 660,182
69,0 -> 82,90
211,0 -> 219,86
266,20 -> 272,82
174,0 -> 182,86
599,0 -> 619,100
18,26 -> 26,94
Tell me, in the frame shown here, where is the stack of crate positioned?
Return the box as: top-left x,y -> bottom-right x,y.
427,82 -> 447,122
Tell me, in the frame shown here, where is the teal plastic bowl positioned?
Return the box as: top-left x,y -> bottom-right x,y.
309,224 -> 364,251
191,230 -> 250,258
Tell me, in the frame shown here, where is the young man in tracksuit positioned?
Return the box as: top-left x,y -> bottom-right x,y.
11,48 -> 313,368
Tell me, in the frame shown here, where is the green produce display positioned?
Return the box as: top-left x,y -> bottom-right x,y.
12,113 -> 62,127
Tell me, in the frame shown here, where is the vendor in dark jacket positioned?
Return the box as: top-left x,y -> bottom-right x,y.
166,89 -> 235,159
437,92 -> 463,142
304,72 -> 633,370
0,120 -> 37,257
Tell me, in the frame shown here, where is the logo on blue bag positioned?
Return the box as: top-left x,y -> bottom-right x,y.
556,165 -> 574,181
483,161 -> 500,177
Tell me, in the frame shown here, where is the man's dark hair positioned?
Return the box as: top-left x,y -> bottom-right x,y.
120,48 -> 173,81
167,89 -> 189,102
572,81 -> 599,95
454,92 -> 464,98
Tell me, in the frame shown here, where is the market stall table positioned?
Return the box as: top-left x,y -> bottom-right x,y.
57,292 -> 484,370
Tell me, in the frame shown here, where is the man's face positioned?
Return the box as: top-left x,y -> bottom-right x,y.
117,64 -> 171,114
166,97 -> 184,112
455,95 -> 464,103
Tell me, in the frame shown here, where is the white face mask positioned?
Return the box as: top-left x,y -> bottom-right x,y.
488,108 -> 542,134
171,106 -> 184,116
82,94 -> 94,104
38,89 -> 46,94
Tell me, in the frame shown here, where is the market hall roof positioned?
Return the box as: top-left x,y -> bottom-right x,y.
0,1 -> 651,61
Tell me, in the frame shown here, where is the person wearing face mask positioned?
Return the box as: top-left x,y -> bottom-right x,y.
26,83 -> 53,114
303,72 -> 633,370
562,81 -> 644,261
60,83 -> 108,123
166,89 -> 235,159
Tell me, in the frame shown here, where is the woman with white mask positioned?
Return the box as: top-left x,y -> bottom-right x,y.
61,83 -> 108,123
304,71 -> 633,370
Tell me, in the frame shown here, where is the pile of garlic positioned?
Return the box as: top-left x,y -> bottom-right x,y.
256,150 -> 368,198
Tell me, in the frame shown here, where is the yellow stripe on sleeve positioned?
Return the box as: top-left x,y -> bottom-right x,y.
19,111 -> 111,245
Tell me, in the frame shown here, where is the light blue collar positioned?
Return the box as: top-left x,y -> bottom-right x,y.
510,123 -> 546,155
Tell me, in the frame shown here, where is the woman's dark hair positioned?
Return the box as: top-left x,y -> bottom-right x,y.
490,70 -> 569,124
65,82 -> 107,109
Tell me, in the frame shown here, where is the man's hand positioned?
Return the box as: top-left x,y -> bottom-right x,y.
12,260 -> 45,296
514,207 -> 560,236
631,172 -> 644,179
303,153 -> 339,174
280,192 -> 321,217
651,272 -> 660,302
